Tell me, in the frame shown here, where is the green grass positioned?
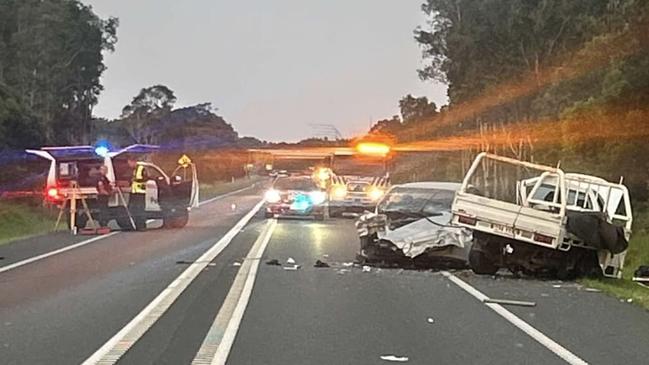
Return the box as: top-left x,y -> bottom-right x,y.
0,176 -> 265,247
0,202 -> 60,246
580,215 -> 649,310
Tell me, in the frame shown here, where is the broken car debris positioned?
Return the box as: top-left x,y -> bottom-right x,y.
314,260 -> 330,268
482,298 -> 536,307
265,259 -> 281,266
380,354 -> 409,362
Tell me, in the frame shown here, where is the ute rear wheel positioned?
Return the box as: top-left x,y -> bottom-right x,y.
469,249 -> 499,275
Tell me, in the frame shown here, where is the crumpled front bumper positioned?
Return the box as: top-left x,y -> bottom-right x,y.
356,212 -> 472,266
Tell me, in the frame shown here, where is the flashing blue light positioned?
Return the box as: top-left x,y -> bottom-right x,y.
94,146 -> 109,157
94,140 -> 112,157
291,194 -> 312,211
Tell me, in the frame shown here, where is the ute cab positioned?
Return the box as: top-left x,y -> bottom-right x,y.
452,153 -> 632,278
27,145 -> 199,231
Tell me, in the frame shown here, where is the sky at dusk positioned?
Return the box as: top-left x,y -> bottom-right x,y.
85,0 -> 447,142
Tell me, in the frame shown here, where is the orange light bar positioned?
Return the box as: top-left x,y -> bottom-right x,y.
355,142 -> 391,156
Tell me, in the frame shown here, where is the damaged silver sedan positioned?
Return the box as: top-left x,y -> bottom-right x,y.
355,182 -> 472,268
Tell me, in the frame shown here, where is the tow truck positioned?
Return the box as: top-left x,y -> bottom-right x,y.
451,153 -> 632,278
27,144 -> 199,232
324,142 -> 392,217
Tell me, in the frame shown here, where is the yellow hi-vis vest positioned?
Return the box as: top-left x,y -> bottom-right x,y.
131,165 -> 147,194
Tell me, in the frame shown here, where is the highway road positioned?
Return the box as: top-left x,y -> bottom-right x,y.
2,184 -> 649,365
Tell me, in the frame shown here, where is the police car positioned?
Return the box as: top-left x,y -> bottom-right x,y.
27,144 -> 199,231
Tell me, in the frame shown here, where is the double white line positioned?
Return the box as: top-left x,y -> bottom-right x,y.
82,200 -> 267,365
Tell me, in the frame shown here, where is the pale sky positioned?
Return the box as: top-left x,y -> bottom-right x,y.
84,0 -> 447,142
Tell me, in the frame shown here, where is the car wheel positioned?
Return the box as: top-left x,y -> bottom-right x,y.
116,214 -> 135,231
469,249 -> 499,275
66,211 -> 88,230
264,211 -> 274,219
164,211 -> 189,229
314,213 -> 325,221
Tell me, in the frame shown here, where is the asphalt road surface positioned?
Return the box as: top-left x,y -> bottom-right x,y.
2,186 -> 649,365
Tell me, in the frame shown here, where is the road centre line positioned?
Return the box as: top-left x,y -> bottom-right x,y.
441,271 -> 589,365
0,184 -> 258,275
192,219 -> 277,365
81,199 -> 265,365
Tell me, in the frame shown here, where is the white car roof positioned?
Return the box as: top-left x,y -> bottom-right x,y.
391,181 -> 462,191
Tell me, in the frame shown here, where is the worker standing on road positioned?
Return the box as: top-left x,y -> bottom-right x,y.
128,158 -> 148,230
96,165 -> 113,227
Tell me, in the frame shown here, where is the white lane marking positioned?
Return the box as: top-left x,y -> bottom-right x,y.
0,232 -> 120,274
192,219 -> 276,365
81,200 -> 265,365
198,183 -> 258,207
0,184 -> 259,275
441,271 -> 588,365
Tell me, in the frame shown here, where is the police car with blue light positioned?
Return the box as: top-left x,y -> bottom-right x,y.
264,176 -> 327,220
27,143 -> 199,232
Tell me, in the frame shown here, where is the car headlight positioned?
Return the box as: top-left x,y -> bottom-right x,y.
264,189 -> 281,203
332,185 -> 347,199
368,188 -> 385,201
309,191 -> 327,205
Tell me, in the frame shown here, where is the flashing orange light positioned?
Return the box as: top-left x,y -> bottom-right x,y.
355,142 -> 391,156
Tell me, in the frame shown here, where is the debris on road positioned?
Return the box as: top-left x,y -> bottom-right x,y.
232,262 -> 242,267
482,298 -> 536,307
380,354 -> 409,362
314,260 -> 330,268
585,288 -> 601,293
283,264 -> 301,271
633,266 -> 649,288
176,260 -> 215,265
337,269 -> 350,275
362,265 -> 372,272
287,257 -> 296,264
342,262 -> 354,267
426,317 -> 435,324
627,298 -> 634,303
265,259 -> 281,266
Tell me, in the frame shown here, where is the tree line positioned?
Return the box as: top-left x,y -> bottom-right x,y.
373,0 -> 649,206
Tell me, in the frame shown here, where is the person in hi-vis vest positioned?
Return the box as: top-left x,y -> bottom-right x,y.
128,158 -> 148,229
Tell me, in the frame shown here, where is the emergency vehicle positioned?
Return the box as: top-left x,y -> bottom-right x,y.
324,142 -> 392,217
27,144 -> 199,231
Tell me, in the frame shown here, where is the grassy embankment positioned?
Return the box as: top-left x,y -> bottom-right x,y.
0,202 -> 60,246
0,176 -> 265,246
